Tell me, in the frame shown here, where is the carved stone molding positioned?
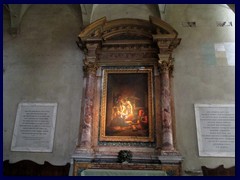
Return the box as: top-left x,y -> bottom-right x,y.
101,43 -> 157,52
153,34 -> 181,66
79,16 -> 178,43
99,52 -> 158,61
158,154 -> 183,164
75,16 -> 182,165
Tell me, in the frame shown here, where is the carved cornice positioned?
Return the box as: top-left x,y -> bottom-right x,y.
153,34 -> 181,52
77,17 -> 181,67
99,52 -> 158,61
101,43 -> 158,52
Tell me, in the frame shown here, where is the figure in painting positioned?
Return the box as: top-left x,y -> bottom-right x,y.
108,94 -> 148,134
109,95 -> 133,130
118,96 -> 133,122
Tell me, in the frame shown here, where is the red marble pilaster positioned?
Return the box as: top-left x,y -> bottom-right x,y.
159,57 -> 174,151
78,43 -> 99,151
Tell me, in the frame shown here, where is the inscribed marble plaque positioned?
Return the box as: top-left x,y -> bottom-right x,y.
194,104 -> 235,157
11,103 -> 57,152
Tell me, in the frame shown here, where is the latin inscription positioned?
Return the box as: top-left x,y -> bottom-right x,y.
194,104 -> 235,157
11,103 -> 57,152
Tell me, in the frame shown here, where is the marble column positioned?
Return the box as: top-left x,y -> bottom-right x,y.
156,46 -> 182,163
153,33 -> 182,163
158,56 -> 175,152
78,42 -> 99,152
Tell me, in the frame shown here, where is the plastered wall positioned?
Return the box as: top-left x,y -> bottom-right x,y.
164,4 -> 235,174
3,5 -> 83,167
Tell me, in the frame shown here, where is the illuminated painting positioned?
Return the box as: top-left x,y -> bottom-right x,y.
100,68 -> 154,142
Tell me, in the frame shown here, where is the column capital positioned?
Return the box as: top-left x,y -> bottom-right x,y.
83,60 -> 98,75
82,41 -> 101,75
158,54 -> 174,72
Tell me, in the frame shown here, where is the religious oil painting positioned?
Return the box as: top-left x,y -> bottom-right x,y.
100,68 -> 154,142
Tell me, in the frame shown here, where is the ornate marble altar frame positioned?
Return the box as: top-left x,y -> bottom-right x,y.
100,68 -> 154,142
73,16 -> 183,176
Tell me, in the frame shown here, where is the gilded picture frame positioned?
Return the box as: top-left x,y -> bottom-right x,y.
100,68 -> 154,142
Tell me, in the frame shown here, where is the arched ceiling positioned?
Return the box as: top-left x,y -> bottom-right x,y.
4,4 -> 235,36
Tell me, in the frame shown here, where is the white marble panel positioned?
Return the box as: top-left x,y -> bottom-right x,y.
194,104 -> 235,157
11,103 -> 57,152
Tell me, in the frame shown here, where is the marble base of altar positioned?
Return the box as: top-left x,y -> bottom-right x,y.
73,160 -> 182,176
80,169 -> 167,176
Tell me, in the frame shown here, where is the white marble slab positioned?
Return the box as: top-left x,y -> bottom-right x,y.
11,103 -> 57,152
194,104 -> 235,157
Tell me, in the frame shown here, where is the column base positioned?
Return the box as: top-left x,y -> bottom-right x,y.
160,150 -> 181,156
158,150 -> 183,164
72,147 -> 94,162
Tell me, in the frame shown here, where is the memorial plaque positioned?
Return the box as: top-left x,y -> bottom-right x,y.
11,103 -> 57,152
194,104 -> 235,157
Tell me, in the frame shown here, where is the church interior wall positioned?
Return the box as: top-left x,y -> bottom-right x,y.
164,4 -> 235,174
3,5 -> 83,168
3,4 -> 235,175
